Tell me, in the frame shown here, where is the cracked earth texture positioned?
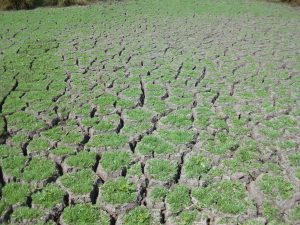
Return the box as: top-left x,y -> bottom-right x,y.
0,0 -> 300,224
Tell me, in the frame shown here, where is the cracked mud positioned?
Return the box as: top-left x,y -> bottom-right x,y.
0,0 -> 300,224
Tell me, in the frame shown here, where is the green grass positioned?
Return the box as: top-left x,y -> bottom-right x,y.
289,153 -> 300,166
0,0 -> 299,223
166,184 -> 191,213
147,159 -> 177,182
60,169 -> 97,195
87,134 -> 128,149
100,177 -> 137,205
23,157 -> 57,182
175,210 -> 198,225
123,206 -> 154,225
41,127 -> 65,141
126,109 -> 153,122
192,181 -> 250,214
259,174 -> 294,199
161,109 -> 192,127
2,182 -> 31,205
65,151 -> 97,169
0,145 -> 22,158
11,207 -> 44,223
51,146 -> 75,157
150,186 -> 168,201
183,155 -> 211,178
32,184 -> 65,209
100,151 -> 131,172
1,155 -> 27,179
62,204 -> 110,225
159,129 -> 194,145
127,163 -> 143,179
27,138 -> 50,155
137,135 -> 176,155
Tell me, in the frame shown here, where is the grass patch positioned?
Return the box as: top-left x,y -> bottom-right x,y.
32,184 -> 65,209
137,135 -> 176,155
259,174 -> 294,199
100,177 -> 137,204
2,182 -> 31,205
87,133 -> 128,149
150,186 -> 168,201
65,151 -> 97,169
100,151 -> 131,172
123,206 -> 154,225
11,207 -> 43,223
192,181 -> 249,214
23,157 -> 57,182
147,159 -> 177,182
159,129 -> 194,145
51,146 -> 75,157
1,155 -> 27,179
60,169 -> 97,195
183,155 -> 211,178
27,138 -> 50,155
166,184 -> 191,213
62,204 -> 110,225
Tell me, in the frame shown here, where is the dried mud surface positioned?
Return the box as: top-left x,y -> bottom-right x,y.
0,0 -> 300,224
